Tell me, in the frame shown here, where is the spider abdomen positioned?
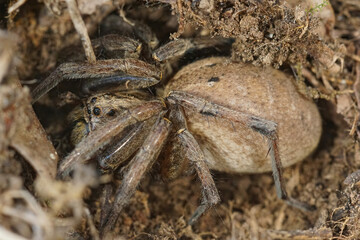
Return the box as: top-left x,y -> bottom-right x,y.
164,57 -> 322,173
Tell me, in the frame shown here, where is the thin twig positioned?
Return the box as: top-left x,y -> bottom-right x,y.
0,31 -> 15,83
84,207 -> 100,240
349,112 -> 359,136
299,15 -> 309,39
355,51 -> 360,111
354,51 -> 360,139
66,0 -> 96,63
8,0 -> 27,14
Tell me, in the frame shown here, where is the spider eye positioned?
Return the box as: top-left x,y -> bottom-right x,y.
93,107 -> 101,116
90,97 -> 97,103
107,109 -> 116,116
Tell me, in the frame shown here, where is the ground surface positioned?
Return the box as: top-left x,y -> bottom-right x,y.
0,0 -> 360,239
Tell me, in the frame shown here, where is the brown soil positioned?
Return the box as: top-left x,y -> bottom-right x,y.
0,0 -> 360,239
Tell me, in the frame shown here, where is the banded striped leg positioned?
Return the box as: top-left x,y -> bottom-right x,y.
100,117 -> 171,234
167,91 -> 315,213
167,105 -> 220,225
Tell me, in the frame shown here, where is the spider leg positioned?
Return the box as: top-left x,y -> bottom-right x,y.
81,75 -> 158,95
165,104 -> 220,224
91,35 -> 142,60
177,129 -> 221,225
167,91 -> 315,213
57,100 -> 164,178
99,184 -> 114,228
96,118 -> 153,172
100,116 -> 171,234
31,58 -> 161,103
250,118 -> 316,211
153,37 -> 234,62
152,39 -> 195,62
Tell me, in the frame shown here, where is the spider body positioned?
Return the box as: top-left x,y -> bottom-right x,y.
31,27 -> 321,234
70,57 -> 321,176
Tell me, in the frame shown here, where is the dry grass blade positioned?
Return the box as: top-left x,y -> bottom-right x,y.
267,227 -> 333,239
66,0 -> 96,63
0,190 -> 54,239
7,0 -> 27,14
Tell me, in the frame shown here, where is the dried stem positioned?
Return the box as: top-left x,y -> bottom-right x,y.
0,31 -> 15,83
66,0 -> 96,63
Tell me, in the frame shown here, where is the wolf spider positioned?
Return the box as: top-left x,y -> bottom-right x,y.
31,19 -> 321,235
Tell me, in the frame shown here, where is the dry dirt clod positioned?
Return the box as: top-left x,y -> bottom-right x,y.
171,0 -> 342,72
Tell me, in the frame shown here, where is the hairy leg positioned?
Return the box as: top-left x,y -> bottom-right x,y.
99,184 -> 114,227
153,37 -> 233,62
96,116 -> 157,172
167,91 -> 315,212
178,129 -> 221,225
100,117 -> 171,234
31,59 -> 161,103
166,104 -> 220,224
